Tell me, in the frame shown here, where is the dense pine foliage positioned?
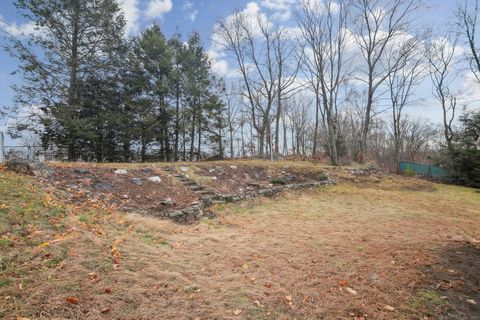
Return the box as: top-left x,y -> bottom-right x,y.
6,0 -> 225,162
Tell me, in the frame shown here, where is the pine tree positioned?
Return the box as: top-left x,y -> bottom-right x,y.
7,0 -> 125,160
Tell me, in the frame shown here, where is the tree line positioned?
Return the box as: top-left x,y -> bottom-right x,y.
5,0 -> 225,162
2,0 -> 480,183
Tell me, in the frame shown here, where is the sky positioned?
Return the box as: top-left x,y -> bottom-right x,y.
0,0 -> 477,146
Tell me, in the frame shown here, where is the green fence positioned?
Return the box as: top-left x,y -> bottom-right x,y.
399,162 -> 448,180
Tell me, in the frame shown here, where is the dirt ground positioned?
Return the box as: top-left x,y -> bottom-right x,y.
0,161 -> 479,320
48,164 -> 199,212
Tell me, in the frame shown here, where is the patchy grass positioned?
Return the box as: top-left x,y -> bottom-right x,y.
0,161 -> 479,319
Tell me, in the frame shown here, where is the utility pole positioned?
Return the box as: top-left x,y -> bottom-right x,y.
0,131 -> 4,163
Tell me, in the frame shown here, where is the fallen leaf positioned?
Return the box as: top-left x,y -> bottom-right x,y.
345,287 -> 357,295
384,305 -> 395,311
16,317 -> 30,320
254,300 -> 264,307
338,279 -> 348,287
104,288 -> 113,294
285,295 -> 292,302
65,297 -> 79,304
233,309 -> 242,316
242,263 -> 249,270
100,307 -> 111,313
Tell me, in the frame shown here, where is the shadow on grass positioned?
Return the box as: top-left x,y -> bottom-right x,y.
417,241 -> 480,319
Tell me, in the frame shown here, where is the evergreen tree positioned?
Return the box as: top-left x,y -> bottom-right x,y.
7,0 -> 125,160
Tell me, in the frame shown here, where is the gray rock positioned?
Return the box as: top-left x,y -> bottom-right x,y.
147,176 -> 161,183
160,197 -> 174,206
93,182 -> 113,191
131,177 -> 143,186
168,210 -> 184,218
5,160 -> 54,178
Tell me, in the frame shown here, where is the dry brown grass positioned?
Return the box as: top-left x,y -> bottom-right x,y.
1,162 -> 479,319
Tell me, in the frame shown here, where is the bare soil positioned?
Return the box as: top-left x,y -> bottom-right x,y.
48,165 -> 199,212
190,163 -> 330,195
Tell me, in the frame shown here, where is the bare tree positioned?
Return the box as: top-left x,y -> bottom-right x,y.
215,12 -> 279,158
427,34 -> 459,151
386,36 -> 425,163
352,0 -> 420,162
401,117 -> 438,162
272,27 -> 301,156
296,0 -> 350,165
456,0 -> 480,84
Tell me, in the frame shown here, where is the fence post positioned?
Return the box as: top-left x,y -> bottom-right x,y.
0,131 -> 4,163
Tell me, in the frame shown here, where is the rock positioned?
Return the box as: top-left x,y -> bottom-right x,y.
114,169 -> 128,175
147,176 -> 162,183
5,160 -> 54,178
168,210 -> 183,218
141,168 -> 154,173
73,168 -> 90,175
180,166 -> 189,172
122,194 -> 130,199
208,168 -> 216,173
211,176 -> 218,181
131,177 -> 143,186
230,165 -> 237,170
93,182 -> 113,191
160,197 -> 174,206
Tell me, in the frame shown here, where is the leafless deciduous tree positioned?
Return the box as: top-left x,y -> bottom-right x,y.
352,0 -> 419,162
456,0 -> 480,85
215,12 -> 283,158
385,36 -> 425,163
427,34 -> 459,151
296,0 -> 350,165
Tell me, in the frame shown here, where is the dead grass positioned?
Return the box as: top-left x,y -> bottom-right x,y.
1,161 -> 479,319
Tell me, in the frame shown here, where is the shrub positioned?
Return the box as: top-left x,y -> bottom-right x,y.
271,178 -> 286,185
404,167 -> 416,177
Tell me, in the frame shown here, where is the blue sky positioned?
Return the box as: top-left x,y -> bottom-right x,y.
0,0 -> 475,145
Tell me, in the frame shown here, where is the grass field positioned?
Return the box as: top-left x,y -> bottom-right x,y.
0,161 -> 479,319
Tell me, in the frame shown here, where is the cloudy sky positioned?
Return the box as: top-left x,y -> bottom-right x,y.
0,0 -> 477,145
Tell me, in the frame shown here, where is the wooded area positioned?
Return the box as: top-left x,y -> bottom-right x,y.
2,0 -> 480,180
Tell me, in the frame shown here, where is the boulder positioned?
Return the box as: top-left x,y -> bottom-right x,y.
5,160 -> 53,178
114,169 -> 128,175
230,165 -> 238,170
147,176 -> 162,183
211,176 -> 218,181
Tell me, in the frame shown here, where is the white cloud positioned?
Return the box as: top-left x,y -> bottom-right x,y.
0,15 -> 40,37
145,0 -> 173,19
119,0 -> 140,35
188,9 -> 199,22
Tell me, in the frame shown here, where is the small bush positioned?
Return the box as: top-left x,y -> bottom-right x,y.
405,167 -> 416,177
271,178 -> 286,185
318,172 -> 330,181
